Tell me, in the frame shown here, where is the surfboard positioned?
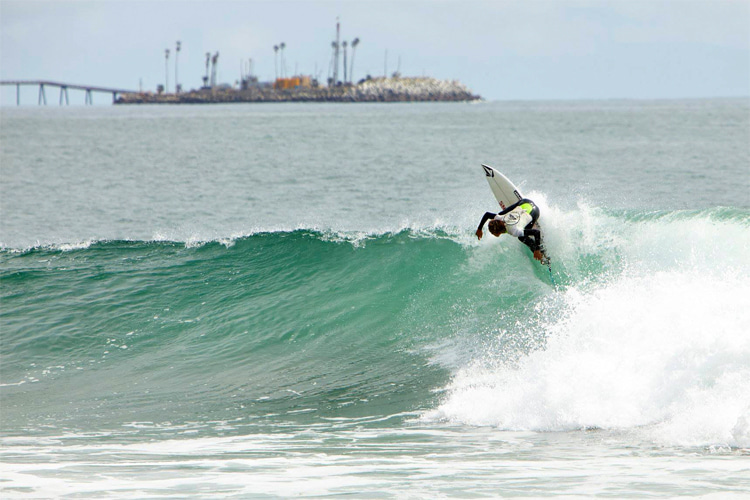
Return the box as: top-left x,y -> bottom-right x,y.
482,164 -> 523,210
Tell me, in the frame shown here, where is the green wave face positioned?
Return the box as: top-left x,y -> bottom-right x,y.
0,231 -> 483,431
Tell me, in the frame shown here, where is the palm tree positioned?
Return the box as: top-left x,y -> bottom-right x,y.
329,41 -> 337,86
350,38 -> 360,84
175,41 -> 181,93
280,42 -> 286,78
164,49 -> 170,93
210,52 -> 219,87
273,45 -> 279,80
204,52 -> 211,87
342,41 -> 348,84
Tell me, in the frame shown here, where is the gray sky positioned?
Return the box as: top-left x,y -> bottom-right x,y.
1,0 -> 748,104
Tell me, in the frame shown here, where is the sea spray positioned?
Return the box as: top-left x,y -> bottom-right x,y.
427,270 -> 750,444
426,205 -> 750,449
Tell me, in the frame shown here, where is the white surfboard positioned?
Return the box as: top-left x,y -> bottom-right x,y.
482,164 -> 523,210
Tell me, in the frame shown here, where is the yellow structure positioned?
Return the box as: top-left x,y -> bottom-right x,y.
274,76 -> 312,89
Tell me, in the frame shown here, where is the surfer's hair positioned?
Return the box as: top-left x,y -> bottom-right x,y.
488,219 -> 506,236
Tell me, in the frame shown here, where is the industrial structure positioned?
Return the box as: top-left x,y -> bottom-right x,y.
191,18 -> 362,93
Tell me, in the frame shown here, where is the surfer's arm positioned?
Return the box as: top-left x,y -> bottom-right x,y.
475,212 -> 496,239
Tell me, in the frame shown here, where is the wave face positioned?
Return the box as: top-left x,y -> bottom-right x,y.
2,205 -> 749,448
0,230 -> 466,432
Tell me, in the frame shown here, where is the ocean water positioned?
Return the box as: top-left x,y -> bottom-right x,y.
1,99 -> 749,497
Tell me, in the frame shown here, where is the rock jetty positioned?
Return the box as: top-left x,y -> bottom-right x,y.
115,77 -> 481,104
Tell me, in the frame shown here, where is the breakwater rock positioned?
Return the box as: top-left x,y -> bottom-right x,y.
115,77 -> 481,104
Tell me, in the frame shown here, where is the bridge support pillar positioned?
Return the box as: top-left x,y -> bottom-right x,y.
85,89 -> 93,105
38,83 -> 47,105
60,86 -> 69,106
16,83 -> 20,106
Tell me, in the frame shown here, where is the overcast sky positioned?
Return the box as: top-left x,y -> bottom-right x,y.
1,0 -> 748,104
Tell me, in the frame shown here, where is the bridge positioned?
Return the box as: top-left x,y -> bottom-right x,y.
1,80 -> 137,105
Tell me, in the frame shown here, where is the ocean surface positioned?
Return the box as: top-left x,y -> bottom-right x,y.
1,99 -> 749,497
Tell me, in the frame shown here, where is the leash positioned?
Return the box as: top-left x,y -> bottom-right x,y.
541,254 -> 555,285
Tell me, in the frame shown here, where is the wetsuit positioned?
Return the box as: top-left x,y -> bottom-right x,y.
476,198 -> 543,253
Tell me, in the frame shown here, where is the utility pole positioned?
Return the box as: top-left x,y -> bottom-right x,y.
333,18 -> 340,84
165,48 -> 170,93
175,41 -> 181,93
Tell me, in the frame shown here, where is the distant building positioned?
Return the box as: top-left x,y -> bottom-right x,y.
273,76 -> 313,90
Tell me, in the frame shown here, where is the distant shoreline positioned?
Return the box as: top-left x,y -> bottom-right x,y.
115,76 -> 481,105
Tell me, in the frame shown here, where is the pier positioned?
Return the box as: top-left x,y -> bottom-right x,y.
1,80 -> 137,105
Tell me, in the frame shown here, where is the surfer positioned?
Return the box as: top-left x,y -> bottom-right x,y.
475,198 -> 546,262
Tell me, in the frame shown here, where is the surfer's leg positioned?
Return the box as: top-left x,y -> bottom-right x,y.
520,229 -> 541,250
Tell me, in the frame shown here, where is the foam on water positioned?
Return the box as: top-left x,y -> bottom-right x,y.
3,421 -> 748,498
427,203 -> 750,449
